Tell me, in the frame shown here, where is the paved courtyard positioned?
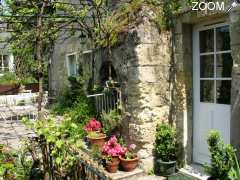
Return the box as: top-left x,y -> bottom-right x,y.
0,118 -> 35,149
0,105 -> 37,149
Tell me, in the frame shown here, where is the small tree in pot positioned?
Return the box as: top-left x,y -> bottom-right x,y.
154,123 -> 177,176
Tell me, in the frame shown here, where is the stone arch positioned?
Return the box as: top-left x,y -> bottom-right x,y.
99,60 -> 117,85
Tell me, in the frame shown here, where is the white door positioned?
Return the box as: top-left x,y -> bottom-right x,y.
193,23 -> 232,164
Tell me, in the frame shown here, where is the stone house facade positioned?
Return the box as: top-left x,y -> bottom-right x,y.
49,1 -> 240,172
0,24 -> 14,75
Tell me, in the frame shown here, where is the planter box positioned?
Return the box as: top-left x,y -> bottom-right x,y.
0,84 -> 20,95
0,83 -> 39,95
24,83 -> 39,93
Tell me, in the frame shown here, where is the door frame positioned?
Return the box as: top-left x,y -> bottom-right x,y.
192,20 -> 231,164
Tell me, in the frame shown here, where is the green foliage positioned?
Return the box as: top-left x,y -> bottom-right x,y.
88,131 -> 102,138
0,72 -> 37,85
229,153 -> 240,180
51,76 -> 95,117
205,131 -> 235,179
0,145 -> 33,180
22,116 -> 85,172
0,72 -> 18,85
18,76 -> 38,84
154,123 -> 177,161
101,109 -> 122,136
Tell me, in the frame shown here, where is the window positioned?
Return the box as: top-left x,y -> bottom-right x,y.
0,55 -> 9,73
66,53 -> 78,76
199,25 -> 232,105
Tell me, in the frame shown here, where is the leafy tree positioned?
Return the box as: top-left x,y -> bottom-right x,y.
1,0 -> 97,116
0,0 -> 188,116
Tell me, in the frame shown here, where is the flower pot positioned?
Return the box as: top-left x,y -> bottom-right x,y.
87,133 -> 107,149
156,159 -> 176,176
105,156 -> 120,173
119,154 -> 139,172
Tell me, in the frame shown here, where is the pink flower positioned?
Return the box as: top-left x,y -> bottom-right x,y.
129,144 -> 136,151
84,118 -> 102,132
102,136 -> 126,156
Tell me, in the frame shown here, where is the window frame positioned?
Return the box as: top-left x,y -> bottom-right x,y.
0,54 -> 9,73
65,52 -> 78,77
198,23 -> 232,105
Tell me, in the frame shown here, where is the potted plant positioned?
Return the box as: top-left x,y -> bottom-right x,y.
155,123 -> 177,176
101,109 -> 122,136
119,144 -> 139,172
87,131 -> 107,149
85,118 -> 107,148
84,118 -> 102,133
102,136 -> 125,173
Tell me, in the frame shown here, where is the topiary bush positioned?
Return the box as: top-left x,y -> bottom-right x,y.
205,130 -> 235,180
154,123 -> 177,162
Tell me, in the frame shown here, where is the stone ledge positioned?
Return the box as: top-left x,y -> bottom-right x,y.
105,168 -> 144,180
179,164 -> 210,180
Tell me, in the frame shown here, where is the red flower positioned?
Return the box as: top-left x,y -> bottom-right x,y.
84,118 -> 102,132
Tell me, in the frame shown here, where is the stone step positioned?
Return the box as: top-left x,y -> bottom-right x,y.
106,169 -> 167,180
105,168 -> 145,180
137,175 -> 166,180
179,164 -> 210,180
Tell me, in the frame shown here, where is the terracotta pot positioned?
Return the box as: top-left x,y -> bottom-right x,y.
87,133 -> 107,149
105,156 -> 120,173
119,154 -> 139,172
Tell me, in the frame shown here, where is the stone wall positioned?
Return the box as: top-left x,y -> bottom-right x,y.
230,6 -> 240,150
173,20 -> 193,165
49,32 -> 91,96
123,25 -> 171,171
49,2 -> 240,172
91,15 -> 172,171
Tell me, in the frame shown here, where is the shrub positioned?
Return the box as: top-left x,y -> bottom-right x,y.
18,76 -> 38,84
0,145 -> 34,179
154,123 -> 177,162
68,98 -> 95,123
0,72 -> 38,85
51,76 -> 95,116
205,130 -> 235,180
101,109 -> 121,136
228,152 -> 240,180
0,72 -> 18,85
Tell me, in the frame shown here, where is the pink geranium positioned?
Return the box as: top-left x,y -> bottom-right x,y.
84,118 -> 102,132
102,136 -> 126,157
